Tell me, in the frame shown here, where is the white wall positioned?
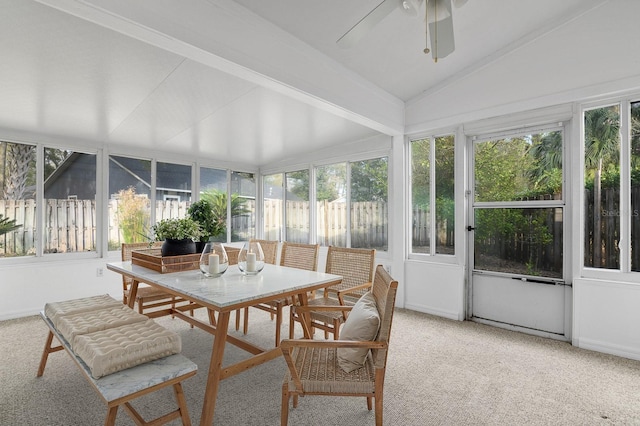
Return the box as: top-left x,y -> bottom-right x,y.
404,260 -> 465,321
573,278 -> 640,361
0,255 -> 122,320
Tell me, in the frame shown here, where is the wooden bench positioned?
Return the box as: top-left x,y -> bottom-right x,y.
37,296 -> 197,426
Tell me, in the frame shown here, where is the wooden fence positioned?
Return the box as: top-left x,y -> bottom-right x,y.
0,198 -> 389,255
584,186 -> 640,270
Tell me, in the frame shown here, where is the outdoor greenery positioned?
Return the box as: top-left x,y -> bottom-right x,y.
0,214 -> 20,236
471,131 -> 564,276
188,198 -> 223,242
198,189 -> 250,240
151,217 -> 202,241
115,187 -> 150,243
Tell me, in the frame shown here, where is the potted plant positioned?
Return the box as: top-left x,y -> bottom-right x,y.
187,199 -> 224,251
151,217 -> 203,256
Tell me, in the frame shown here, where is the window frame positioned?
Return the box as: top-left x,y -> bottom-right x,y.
579,97 -> 639,282
407,132 -> 457,260
0,139 -> 101,263
260,149 -> 391,251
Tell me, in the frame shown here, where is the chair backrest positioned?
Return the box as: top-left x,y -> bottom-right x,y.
324,246 -> 375,298
121,242 -> 162,289
370,265 -> 398,369
249,239 -> 279,265
280,242 -> 319,271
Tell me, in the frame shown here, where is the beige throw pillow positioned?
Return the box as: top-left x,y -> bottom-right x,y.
337,292 -> 380,373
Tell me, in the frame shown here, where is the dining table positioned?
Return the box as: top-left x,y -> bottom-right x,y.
106,260 -> 342,426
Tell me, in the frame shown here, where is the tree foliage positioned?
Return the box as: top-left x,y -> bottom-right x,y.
115,187 -> 150,243
0,214 -> 21,236
351,157 -> 388,202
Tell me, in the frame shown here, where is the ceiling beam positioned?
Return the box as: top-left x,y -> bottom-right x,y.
35,0 -> 405,136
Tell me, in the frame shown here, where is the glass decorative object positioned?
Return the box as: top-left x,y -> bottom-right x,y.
237,241 -> 265,275
199,242 -> 229,277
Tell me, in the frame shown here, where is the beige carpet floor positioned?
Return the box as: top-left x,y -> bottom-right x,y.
1,307 -> 640,425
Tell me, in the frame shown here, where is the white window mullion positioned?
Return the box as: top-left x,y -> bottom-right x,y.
309,166 -> 316,245
620,100 -> 631,273
36,144 -> 44,257
430,136 -> 436,255
346,162 -> 352,248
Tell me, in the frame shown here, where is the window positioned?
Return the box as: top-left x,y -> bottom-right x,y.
1,141 -> 97,257
316,163 -> 346,246
230,171 -> 255,242
263,173 -> 283,241
632,101 -> 640,271
262,170 -> 313,244
285,170 -> 310,243
156,162 -> 191,222
43,148 -> 97,254
410,135 -> 455,255
583,101 -> 640,273
199,166 -> 228,242
350,157 -> 388,250
108,155 -> 152,249
0,141 -> 36,257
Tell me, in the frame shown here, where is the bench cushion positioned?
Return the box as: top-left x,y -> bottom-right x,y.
56,305 -> 148,348
44,294 -> 122,329
73,319 -> 182,379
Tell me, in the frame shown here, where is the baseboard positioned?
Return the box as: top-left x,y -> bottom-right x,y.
577,338 -> 640,361
0,308 -> 40,321
404,303 -> 462,321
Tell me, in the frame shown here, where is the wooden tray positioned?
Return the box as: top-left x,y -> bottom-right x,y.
131,246 -> 242,273
131,249 -> 200,273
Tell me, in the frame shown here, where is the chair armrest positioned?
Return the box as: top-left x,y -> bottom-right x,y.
293,305 -> 354,313
336,282 -> 372,304
335,281 -> 372,297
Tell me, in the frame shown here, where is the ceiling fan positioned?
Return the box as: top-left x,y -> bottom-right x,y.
337,0 -> 468,62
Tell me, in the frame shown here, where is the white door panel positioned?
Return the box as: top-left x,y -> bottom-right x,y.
472,273 -> 565,335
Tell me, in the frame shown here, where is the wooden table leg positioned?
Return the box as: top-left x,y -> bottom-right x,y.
200,311 -> 230,426
127,280 -> 139,309
296,292 -> 313,339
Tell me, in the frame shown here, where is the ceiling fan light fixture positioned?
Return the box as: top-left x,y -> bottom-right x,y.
401,0 -> 422,17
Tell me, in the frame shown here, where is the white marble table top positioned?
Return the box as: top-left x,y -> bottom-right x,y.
107,262 -> 342,311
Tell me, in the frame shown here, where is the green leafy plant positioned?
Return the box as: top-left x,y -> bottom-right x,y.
199,189 -> 251,238
187,199 -> 224,242
0,214 -> 21,236
151,217 -> 203,241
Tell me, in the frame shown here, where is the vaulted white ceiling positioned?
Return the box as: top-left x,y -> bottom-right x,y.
1,0 -> 637,167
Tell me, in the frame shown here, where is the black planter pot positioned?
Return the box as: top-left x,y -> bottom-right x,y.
161,238 -> 196,257
195,241 -> 207,253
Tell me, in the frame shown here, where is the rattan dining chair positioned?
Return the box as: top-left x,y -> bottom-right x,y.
121,242 -> 196,319
235,239 -> 280,333
280,265 -> 398,426
247,242 -> 319,347
289,246 -> 375,339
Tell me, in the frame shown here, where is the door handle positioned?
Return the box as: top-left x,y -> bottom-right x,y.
466,226 -> 475,231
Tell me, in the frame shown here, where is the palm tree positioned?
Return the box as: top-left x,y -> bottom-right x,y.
584,106 -> 620,267
527,131 -> 563,192
200,189 -> 250,238
2,143 -> 35,200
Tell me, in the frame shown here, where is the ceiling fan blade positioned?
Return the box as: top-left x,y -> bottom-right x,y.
428,14 -> 455,59
426,0 -> 452,23
337,0 -> 400,48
